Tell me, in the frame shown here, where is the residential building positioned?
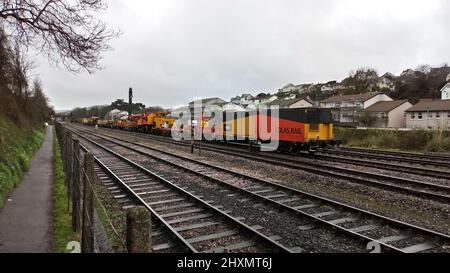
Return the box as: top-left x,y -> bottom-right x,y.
218,102 -> 246,112
377,73 -> 396,91
266,97 -> 314,109
441,83 -> 450,100
230,94 -> 255,106
321,92 -> 393,125
189,97 -> 226,109
279,83 -> 297,93
405,99 -> 450,130
254,94 -> 278,105
361,100 -> 412,128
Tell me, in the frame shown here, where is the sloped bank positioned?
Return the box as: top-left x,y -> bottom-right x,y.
334,127 -> 450,152
0,114 -> 45,208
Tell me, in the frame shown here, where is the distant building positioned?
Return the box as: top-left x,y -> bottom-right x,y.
105,109 -> 128,120
231,94 -> 255,106
266,97 -> 314,109
361,100 -> 412,128
189,97 -> 226,109
321,92 -> 393,125
218,102 -> 246,112
279,83 -> 297,93
405,99 -> 450,130
441,83 -> 450,100
377,73 -> 396,91
254,94 -> 278,105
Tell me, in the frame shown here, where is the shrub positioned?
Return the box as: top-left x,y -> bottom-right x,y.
334,127 -> 447,152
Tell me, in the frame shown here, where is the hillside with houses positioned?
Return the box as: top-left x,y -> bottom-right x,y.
66,65 -> 450,131
225,65 -> 450,130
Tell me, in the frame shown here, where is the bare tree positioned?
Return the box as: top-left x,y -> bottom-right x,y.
0,0 -> 119,73
415,64 -> 431,74
10,41 -> 34,101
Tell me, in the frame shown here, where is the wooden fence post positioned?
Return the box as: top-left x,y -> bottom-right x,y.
66,131 -> 73,201
126,207 -> 152,253
72,137 -> 81,232
81,152 -> 95,253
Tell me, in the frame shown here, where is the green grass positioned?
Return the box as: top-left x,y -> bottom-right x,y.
52,128 -> 80,252
94,182 -> 127,253
0,114 -> 45,208
334,127 -> 450,152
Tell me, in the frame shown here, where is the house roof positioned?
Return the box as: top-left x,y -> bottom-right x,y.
189,97 -> 225,106
322,92 -> 381,103
441,83 -> 450,91
364,100 -> 410,112
266,97 -> 313,107
405,99 -> 450,112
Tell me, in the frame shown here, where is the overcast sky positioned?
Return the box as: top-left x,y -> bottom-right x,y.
31,0 -> 450,110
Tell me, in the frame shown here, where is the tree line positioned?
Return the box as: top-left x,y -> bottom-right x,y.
69,99 -> 167,121
0,29 -> 52,128
0,0 -> 117,128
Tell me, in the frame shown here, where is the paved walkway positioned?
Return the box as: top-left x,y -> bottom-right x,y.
0,125 -> 53,253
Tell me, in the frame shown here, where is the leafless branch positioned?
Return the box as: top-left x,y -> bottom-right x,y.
0,0 -> 119,73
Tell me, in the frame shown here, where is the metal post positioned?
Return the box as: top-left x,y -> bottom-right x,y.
128,87 -> 133,118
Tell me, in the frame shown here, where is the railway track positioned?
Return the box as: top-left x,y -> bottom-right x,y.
176,137 -> 450,180
75,131 -> 293,253
71,124 -> 450,203
328,147 -> 450,168
67,124 -> 450,253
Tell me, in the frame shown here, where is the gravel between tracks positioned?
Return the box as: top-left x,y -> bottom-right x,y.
82,127 -> 450,236
93,141 -> 368,253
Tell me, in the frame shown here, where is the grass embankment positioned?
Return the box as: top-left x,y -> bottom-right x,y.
335,127 -> 450,152
0,114 -> 45,208
52,128 -> 80,252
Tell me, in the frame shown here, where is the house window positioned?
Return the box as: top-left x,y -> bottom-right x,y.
429,112 -> 433,119
411,113 -> 415,119
418,113 -> 423,119
436,112 -> 440,118
448,112 -> 450,118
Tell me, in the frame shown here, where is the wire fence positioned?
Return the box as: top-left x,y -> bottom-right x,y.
55,122 -> 148,253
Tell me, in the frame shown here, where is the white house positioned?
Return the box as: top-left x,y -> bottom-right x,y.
279,83 -> 297,93
321,92 -> 393,125
266,97 -> 314,109
441,83 -> 450,100
254,94 -> 278,105
221,103 -> 246,112
377,73 -> 396,91
231,94 -> 255,106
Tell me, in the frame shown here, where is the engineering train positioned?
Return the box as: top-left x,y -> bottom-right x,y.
202,108 -> 337,153
79,108 -> 338,153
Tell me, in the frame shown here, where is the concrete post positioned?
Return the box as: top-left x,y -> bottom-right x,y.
126,207 -> 152,253
81,152 -> 95,253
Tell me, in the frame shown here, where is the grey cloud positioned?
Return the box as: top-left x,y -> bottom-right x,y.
32,0 -> 450,110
